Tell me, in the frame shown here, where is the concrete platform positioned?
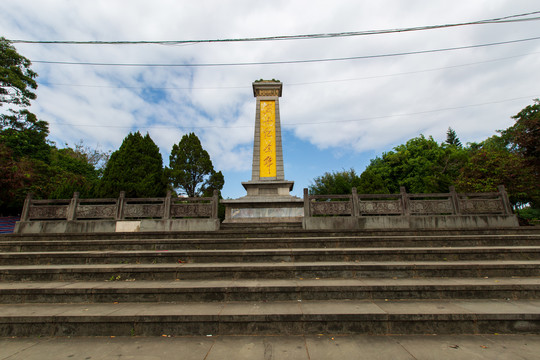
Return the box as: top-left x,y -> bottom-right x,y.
2,334 -> 540,360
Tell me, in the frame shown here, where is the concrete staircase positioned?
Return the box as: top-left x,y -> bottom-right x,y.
1,226 -> 539,336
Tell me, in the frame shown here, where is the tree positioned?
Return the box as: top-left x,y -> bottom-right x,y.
445,127 -> 462,148
72,140 -> 111,172
168,132 -> 224,197
0,37 -> 46,144
0,37 -> 37,108
364,135 -> 467,194
309,169 -> 362,195
0,38 -> 104,214
501,99 -> 540,174
309,168 -> 391,195
99,132 -> 167,198
455,145 -> 539,207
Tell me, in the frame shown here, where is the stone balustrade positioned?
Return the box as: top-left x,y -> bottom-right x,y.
302,185 -> 518,229
20,191 -> 219,222
304,185 -> 513,217
14,186 -> 518,233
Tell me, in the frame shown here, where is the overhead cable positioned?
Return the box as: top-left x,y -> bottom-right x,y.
30,35 -> 540,67
40,52 -> 539,90
9,10 -> 540,45
47,94 -> 538,130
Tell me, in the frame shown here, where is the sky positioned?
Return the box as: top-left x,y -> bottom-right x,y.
1,0 -> 539,199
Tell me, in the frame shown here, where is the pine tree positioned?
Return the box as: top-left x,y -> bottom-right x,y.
445,127 -> 462,148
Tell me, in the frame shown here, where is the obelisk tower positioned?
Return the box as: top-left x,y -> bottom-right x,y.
222,80 -> 303,223
242,80 -> 294,196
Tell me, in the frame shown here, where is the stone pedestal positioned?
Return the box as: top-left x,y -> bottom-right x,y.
223,80 -> 303,223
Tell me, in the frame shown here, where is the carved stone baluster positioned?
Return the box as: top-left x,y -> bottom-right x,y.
163,191 -> 171,220
400,187 -> 410,216
303,188 -> 311,218
449,186 -> 460,215
21,193 -> 33,222
67,192 -> 79,221
352,187 -> 360,218
212,190 -> 219,219
116,191 -> 126,220
498,185 -> 513,215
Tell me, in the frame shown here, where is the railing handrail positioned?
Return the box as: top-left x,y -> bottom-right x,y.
20,190 -> 220,221
304,185 -> 513,217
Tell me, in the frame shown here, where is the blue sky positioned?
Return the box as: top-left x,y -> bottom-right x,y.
1,0 -> 539,199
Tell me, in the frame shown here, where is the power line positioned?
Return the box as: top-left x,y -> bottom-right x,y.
40,52 -> 539,90
47,94 -> 538,130
10,10 -> 540,45
30,36 -> 540,67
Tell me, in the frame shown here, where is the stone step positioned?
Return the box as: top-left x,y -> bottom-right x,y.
3,227 -> 538,241
1,299 -> 539,336
220,222 -> 303,231
3,246 -> 540,265
1,234 -> 539,252
1,278 -> 539,303
2,261 -> 540,281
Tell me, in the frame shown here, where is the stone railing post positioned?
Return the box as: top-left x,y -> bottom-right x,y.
352,187 -> 360,217
20,193 -> 33,222
400,187 -> 410,215
212,190 -> 219,219
67,192 -> 79,221
303,188 -> 311,218
163,191 -> 172,220
498,185 -> 513,215
449,186 -> 461,215
116,191 -> 126,220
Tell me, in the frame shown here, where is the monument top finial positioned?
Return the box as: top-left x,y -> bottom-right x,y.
252,79 -> 282,97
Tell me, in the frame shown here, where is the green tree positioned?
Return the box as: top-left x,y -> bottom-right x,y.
1,37 -> 37,107
0,110 -> 50,162
455,145 -> 539,207
501,99 -> 540,175
168,132 -> 224,197
365,135 -> 467,194
309,169 -> 362,195
445,127 -> 462,148
309,168 -> 390,195
0,38 -> 105,214
99,132 -> 167,198
0,37 -> 48,158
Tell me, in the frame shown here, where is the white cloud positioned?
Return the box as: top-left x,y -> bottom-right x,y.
1,0 -> 539,197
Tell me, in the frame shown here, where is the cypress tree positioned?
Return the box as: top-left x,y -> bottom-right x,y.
99,132 -> 166,198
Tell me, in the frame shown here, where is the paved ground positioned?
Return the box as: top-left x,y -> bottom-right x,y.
1,335 -> 540,360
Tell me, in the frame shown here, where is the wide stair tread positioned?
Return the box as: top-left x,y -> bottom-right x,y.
1,278 -> 539,303
2,246 -> 540,265
2,299 -> 539,336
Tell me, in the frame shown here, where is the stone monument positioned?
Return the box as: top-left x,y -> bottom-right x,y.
222,80 -> 303,222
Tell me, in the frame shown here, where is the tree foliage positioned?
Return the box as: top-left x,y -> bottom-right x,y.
309,100 -> 539,211
455,145 -> 539,207
0,37 -> 37,108
364,135 -> 467,194
445,127 -> 462,148
168,132 -> 224,197
99,132 -> 166,198
501,99 -> 540,174
309,169 -> 357,195
309,168 -> 390,195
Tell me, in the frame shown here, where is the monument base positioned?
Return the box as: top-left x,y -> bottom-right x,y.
222,180 -> 303,223
222,196 -> 303,223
